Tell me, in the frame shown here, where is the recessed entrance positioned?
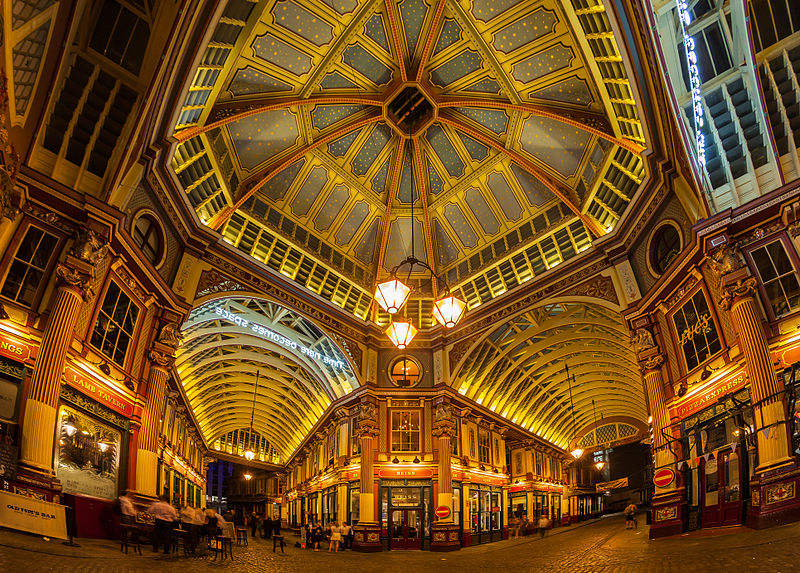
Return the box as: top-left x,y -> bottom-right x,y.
391,508 -> 422,549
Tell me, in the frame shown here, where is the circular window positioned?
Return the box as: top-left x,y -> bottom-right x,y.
133,213 -> 164,266
388,355 -> 424,388
650,224 -> 681,275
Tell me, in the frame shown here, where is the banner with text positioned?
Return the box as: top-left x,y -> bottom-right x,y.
596,478 -> 629,492
0,490 -> 68,539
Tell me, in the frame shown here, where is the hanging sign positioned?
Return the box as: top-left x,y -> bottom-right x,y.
0,490 -> 67,539
654,468 -> 675,488
595,477 -> 628,492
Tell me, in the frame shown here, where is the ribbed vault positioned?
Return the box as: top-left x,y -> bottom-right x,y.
451,301 -> 645,450
177,297 -> 359,462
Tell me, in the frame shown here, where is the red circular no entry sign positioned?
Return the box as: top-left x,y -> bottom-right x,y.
435,506 -> 451,519
654,468 -> 675,488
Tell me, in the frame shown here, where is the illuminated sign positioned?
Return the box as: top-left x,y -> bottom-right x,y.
674,372 -> 746,419
0,335 -> 32,362
212,306 -> 346,369
63,367 -> 134,418
677,0 -> 706,166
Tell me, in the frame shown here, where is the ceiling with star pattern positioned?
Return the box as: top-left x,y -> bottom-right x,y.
170,0 -> 646,325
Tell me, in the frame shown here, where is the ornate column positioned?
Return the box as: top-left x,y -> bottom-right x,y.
352,400 -> 381,552
431,406 -> 459,551
19,250 -> 99,483
719,275 -> 792,472
134,337 -> 176,498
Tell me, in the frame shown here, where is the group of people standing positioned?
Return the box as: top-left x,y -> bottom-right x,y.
247,511 -> 282,540
509,513 -> 552,539
300,522 -> 352,552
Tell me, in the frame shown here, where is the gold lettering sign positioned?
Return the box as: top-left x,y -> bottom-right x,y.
679,313 -> 712,346
63,367 -> 133,418
675,373 -> 746,418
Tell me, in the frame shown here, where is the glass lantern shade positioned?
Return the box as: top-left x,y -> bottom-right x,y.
374,279 -> 411,314
595,461 -> 605,470
385,321 -> 418,349
243,449 -> 255,461
433,294 -> 466,328
571,448 -> 584,459
244,472 -> 253,480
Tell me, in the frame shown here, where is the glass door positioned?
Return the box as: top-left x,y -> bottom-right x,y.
390,509 -> 422,549
720,450 -> 742,526
701,457 -> 721,527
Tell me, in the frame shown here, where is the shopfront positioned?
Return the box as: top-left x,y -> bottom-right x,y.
380,479 -> 432,550
322,485 -> 337,525
466,483 -> 503,544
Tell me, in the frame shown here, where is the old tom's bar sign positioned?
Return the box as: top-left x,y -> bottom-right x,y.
674,372 -> 746,419
63,366 -> 133,418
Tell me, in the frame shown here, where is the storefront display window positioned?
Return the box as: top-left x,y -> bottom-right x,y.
468,485 -> 502,534
452,484 -> 461,527
751,240 -> 800,317
349,483 -> 359,523
55,405 -> 121,500
510,493 -> 527,518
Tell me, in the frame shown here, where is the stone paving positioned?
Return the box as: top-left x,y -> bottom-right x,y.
1,515 -> 799,573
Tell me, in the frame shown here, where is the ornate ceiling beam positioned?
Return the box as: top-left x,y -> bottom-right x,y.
209,112 -> 383,230
438,98 -> 645,156
438,112 -> 605,238
383,0 -> 408,82
415,0 -> 447,83
412,137 -> 438,296
175,96 -> 384,143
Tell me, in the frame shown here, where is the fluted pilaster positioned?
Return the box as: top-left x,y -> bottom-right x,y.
433,420 -> 455,523
356,419 -> 379,523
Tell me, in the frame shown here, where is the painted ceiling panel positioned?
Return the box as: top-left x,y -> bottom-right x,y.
466,188 -> 499,235
352,123 -> 393,176
457,132 -> 490,162
314,184 -> 350,231
320,71 -> 359,89
229,109 -> 300,170
492,8 -> 557,54
365,13 -> 391,54
434,218 -> 460,267
486,171 -> 523,221
430,50 -> 482,87
444,203 -> 478,248
335,201 -> 371,246
258,158 -> 306,201
452,107 -> 509,135
519,116 -> 591,177
354,217 -> 380,263
384,217 -> 427,270
531,76 -> 593,106
328,130 -> 361,157
320,0 -> 358,15
371,157 -> 391,195
512,43 -> 574,84
229,66 -> 294,96
272,0 -> 334,47
510,163 -> 555,207
343,43 -> 393,85
471,0 -> 523,23
252,33 -> 313,77
399,0 -> 430,59
433,18 -> 462,56
463,76 -> 502,95
312,104 -> 370,131
426,124 -> 465,178
290,165 -> 329,216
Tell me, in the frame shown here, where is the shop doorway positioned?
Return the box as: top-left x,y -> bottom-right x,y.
701,449 -> 743,527
390,509 -> 421,549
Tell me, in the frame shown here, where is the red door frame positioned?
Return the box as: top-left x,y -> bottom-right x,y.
390,509 -> 422,550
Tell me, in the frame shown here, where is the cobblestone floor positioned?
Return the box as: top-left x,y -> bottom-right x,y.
1,515 -> 799,573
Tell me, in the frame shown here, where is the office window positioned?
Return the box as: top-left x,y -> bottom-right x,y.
1,226 -> 58,306
391,411 -> 420,452
479,431 -> 491,464
751,240 -> 800,317
672,290 -> 721,371
90,281 -> 139,367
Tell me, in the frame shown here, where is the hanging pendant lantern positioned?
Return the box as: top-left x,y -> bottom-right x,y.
433,294 -> 466,328
385,320 -> 418,349
374,279 -> 412,314
571,448 -> 584,459
243,449 -> 255,461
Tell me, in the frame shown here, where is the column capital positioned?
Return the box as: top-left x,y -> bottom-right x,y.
719,276 -> 758,311
148,348 -> 175,369
355,419 -> 380,440
432,419 -> 456,439
640,353 -> 664,374
55,261 -> 94,301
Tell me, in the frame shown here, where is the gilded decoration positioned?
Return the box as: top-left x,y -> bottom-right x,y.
765,482 -> 795,504
654,506 -> 677,521
752,489 -> 760,506
158,323 -> 183,349
355,419 -> 380,441
0,71 -> 20,221
55,262 -> 94,301
640,354 -> 664,373
560,275 -> 619,305
707,243 -> 744,279
196,268 -> 247,298
432,420 -> 456,439
631,328 -> 655,353
70,229 -> 109,266
59,385 -> 128,429
149,349 -> 175,369
718,277 -> 757,311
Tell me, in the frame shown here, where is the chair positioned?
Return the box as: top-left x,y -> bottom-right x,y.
171,526 -> 188,555
235,526 -> 248,545
212,523 -> 235,561
120,524 -> 142,555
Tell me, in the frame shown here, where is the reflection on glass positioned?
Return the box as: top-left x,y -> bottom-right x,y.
705,458 -> 719,506
725,451 -> 740,502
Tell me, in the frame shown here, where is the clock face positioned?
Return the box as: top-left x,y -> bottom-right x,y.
388,356 -> 423,388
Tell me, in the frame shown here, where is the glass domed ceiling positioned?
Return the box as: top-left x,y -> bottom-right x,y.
170,0 -> 646,322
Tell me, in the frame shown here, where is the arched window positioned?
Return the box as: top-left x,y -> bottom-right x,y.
132,213 -> 163,265
650,224 -> 681,275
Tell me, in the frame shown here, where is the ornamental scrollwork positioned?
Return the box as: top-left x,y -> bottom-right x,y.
354,419 -> 379,440
70,228 -> 109,266
708,243 -> 744,279
55,262 -> 94,301
432,420 -> 456,439
148,349 -> 175,369
631,328 -> 655,353
158,323 -> 183,349
718,277 -> 757,311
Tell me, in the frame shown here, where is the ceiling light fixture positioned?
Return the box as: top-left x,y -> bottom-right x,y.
374,131 -> 466,347
243,370 -> 259,461
565,363 -> 583,459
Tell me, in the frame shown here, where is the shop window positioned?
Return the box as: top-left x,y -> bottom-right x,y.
1,226 -> 58,307
672,290 -> 722,371
452,485 -> 461,527
390,410 -> 420,452
535,450 -> 542,475
450,429 -> 459,456
751,240 -> 800,317
649,224 -> 681,275
469,428 -> 476,459
349,485 -> 360,523
478,431 -> 491,464
132,213 -> 163,266
55,405 -> 121,499
90,281 -> 140,367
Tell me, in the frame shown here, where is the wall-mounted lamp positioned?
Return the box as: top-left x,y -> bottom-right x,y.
413,456 -> 420,464
392,456 -> 400,464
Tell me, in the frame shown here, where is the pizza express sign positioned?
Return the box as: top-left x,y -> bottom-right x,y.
675,373 -> 746,418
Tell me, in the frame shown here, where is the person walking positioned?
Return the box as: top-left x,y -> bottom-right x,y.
538,513 -> 550,538
262,514 -> 274,539
312,522 -> 322,551
341,521 -> 351,549
148,495 -> 178,554
624,501 -> 638,530
329,521 -> 341,552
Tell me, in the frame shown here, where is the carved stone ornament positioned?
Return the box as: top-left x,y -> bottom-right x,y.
70,228 -> 109,266
718,277 -> 757,311
148,349 -> 175,369
55,262 -> 94,300
432,420 -> 456,439
358,401 -> 377,422
355,419 -> 379,440
631,328 -> 655,353
434,402 -> 453,422
158,323 -> 183,349
708,243 -> 744,279
640,354 -> 665,373
0,72 -> 21,221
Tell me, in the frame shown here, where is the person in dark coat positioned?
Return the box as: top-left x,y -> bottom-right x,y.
249,511 -> 258,537
262,514 -> 274,539
272,516 -> 281,536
